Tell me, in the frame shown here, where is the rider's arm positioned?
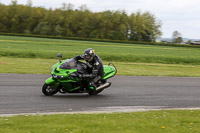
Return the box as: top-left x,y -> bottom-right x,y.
74,55 -> 84,61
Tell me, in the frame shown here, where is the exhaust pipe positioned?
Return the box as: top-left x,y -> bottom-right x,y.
96,82 -> 111,92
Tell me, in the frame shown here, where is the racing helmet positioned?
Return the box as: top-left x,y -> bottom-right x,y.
84,48 -> 95,62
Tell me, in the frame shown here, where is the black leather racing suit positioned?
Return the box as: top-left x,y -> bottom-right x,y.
74,55 -> 104,86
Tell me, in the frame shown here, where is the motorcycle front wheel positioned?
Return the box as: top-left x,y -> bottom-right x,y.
42,83 -> 59,96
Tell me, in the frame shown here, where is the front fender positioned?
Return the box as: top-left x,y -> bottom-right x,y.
45,77 -> 56,85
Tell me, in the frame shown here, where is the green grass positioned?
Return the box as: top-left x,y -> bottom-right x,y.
1,35 -> 200,64
2,57 -> 200,77
1,35 -> 200,77
0,110 -> 200,133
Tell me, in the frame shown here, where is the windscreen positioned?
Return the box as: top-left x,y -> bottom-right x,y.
59,59 -> 77,69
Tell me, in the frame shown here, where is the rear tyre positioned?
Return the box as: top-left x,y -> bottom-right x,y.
88,89 -> 105,95
88,89 -> 98,95
42,83 -> 59,96
88,82 -> 111,95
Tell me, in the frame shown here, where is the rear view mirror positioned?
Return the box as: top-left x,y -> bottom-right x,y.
58,53 -> 62,63
58,53 -> 62,58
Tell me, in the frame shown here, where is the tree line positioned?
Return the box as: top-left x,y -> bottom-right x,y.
0,0 -> 162,42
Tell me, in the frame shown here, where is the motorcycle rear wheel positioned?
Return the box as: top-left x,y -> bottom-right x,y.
88,88 -> 104,95
88,89 -> 98,95
42,83 -> 59,96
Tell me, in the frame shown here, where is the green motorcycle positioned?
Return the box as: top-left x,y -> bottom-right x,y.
42,53 -> 117,96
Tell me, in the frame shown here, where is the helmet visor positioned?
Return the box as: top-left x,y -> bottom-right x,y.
85,55 -> 91,59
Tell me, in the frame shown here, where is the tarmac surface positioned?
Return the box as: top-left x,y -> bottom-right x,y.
0,73 -> 200,115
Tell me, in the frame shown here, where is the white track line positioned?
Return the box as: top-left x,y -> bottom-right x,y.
1,106 -> 200,117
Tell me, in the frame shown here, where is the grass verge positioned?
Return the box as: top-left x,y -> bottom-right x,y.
1,35 -> 200,64
1,57 -> 200,77
0,110 -> 200,133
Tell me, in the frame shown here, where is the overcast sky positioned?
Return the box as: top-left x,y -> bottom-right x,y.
1,0 -> 200,39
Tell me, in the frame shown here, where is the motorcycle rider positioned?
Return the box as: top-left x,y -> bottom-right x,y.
74,48 -> 104,89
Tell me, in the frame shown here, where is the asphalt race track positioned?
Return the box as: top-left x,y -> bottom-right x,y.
1,73 -> 200,115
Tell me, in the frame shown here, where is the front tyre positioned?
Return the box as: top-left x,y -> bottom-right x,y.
42,83 -> 59,96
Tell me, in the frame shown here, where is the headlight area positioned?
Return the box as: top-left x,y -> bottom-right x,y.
52,74 -> 64,79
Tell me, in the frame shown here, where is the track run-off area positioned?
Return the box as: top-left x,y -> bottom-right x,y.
0,73 -> 200,116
